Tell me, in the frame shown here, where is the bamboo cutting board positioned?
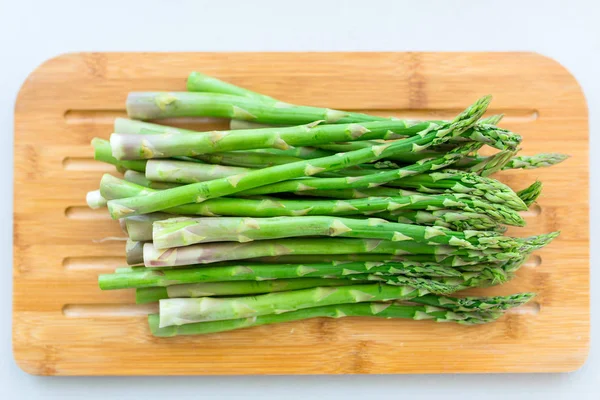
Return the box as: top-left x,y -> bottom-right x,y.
13,52 -> 589,375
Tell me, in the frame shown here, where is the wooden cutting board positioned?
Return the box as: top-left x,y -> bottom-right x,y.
13,52 -> 589,375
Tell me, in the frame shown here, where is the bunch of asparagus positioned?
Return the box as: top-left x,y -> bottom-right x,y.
90,72 -> 567,337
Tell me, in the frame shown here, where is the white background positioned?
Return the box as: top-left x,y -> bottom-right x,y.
1,0 -> 597,398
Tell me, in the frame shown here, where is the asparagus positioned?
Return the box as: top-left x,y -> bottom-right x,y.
146,144 -> 475,189
142,237 -> 531,268
107,97 -> 489,219
157,283 -> 437,326
99,260 -> 470,290
517,181 -> 543,207
149,301 -> 503,336
384,170 -> 527,211
125,91 -> 520,150
186,71 -> 276,102
152,215 -> 520,250
86,190 -> 107,209
136,278 -> 352,304
100,174 -> 525,226
123,170 -> 180,190
125,239 -> 145,265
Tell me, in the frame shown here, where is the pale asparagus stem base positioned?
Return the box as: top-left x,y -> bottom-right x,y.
152,215 -> 520,250
158,283 -> 428,327
125,239 -> 146,265
136,278 -> 356,304
86,190 -> 107,209
149,301 -> 504,336
107,96 -> 490,219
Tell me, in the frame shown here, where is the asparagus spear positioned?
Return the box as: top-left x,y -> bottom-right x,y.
140,146 -> 476,201
149,301 -> 503,336
125,92 -> 520,150
152,215 -> 520,250
136,278 -> 352,304
100,174 -> 525,226
107,97 -> 490,219
157,283 -> 436,326
517,181 -> 543,207
186,71 -> 276,102
125,239 -> 145,265
142,236 -> 532,268
99,260 -> 470,290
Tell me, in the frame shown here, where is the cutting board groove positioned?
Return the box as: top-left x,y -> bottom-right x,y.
13,52 -> 589,375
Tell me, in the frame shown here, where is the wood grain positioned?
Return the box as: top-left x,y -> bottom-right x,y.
13,52 -> 589,375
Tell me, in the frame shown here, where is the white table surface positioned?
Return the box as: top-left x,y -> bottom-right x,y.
1,0 -> 598,398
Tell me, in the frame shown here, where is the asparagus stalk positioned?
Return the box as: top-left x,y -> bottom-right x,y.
142,143 -> 475,190
107,97 -> 490,219
152,215 -> 520,250
100,174 -> 525,226
86,190 -> 107,209
142,236 -> 532,268
99,260 -> 471,290
384,170 -> 527,211
136,278 -> 352,304
149,301 -> 503,336
186,72 -> 276,102
125,92 -> 520,151
125,239 -> 145,265
157,283 -> 435,326
229,120 -> 275,130
517,181 -> 543,207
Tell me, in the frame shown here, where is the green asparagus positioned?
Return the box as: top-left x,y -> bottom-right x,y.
149,301 -> 503,336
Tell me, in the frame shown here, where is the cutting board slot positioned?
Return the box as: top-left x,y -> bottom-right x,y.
62,256 -> 125,271
62,303 -> 158,317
